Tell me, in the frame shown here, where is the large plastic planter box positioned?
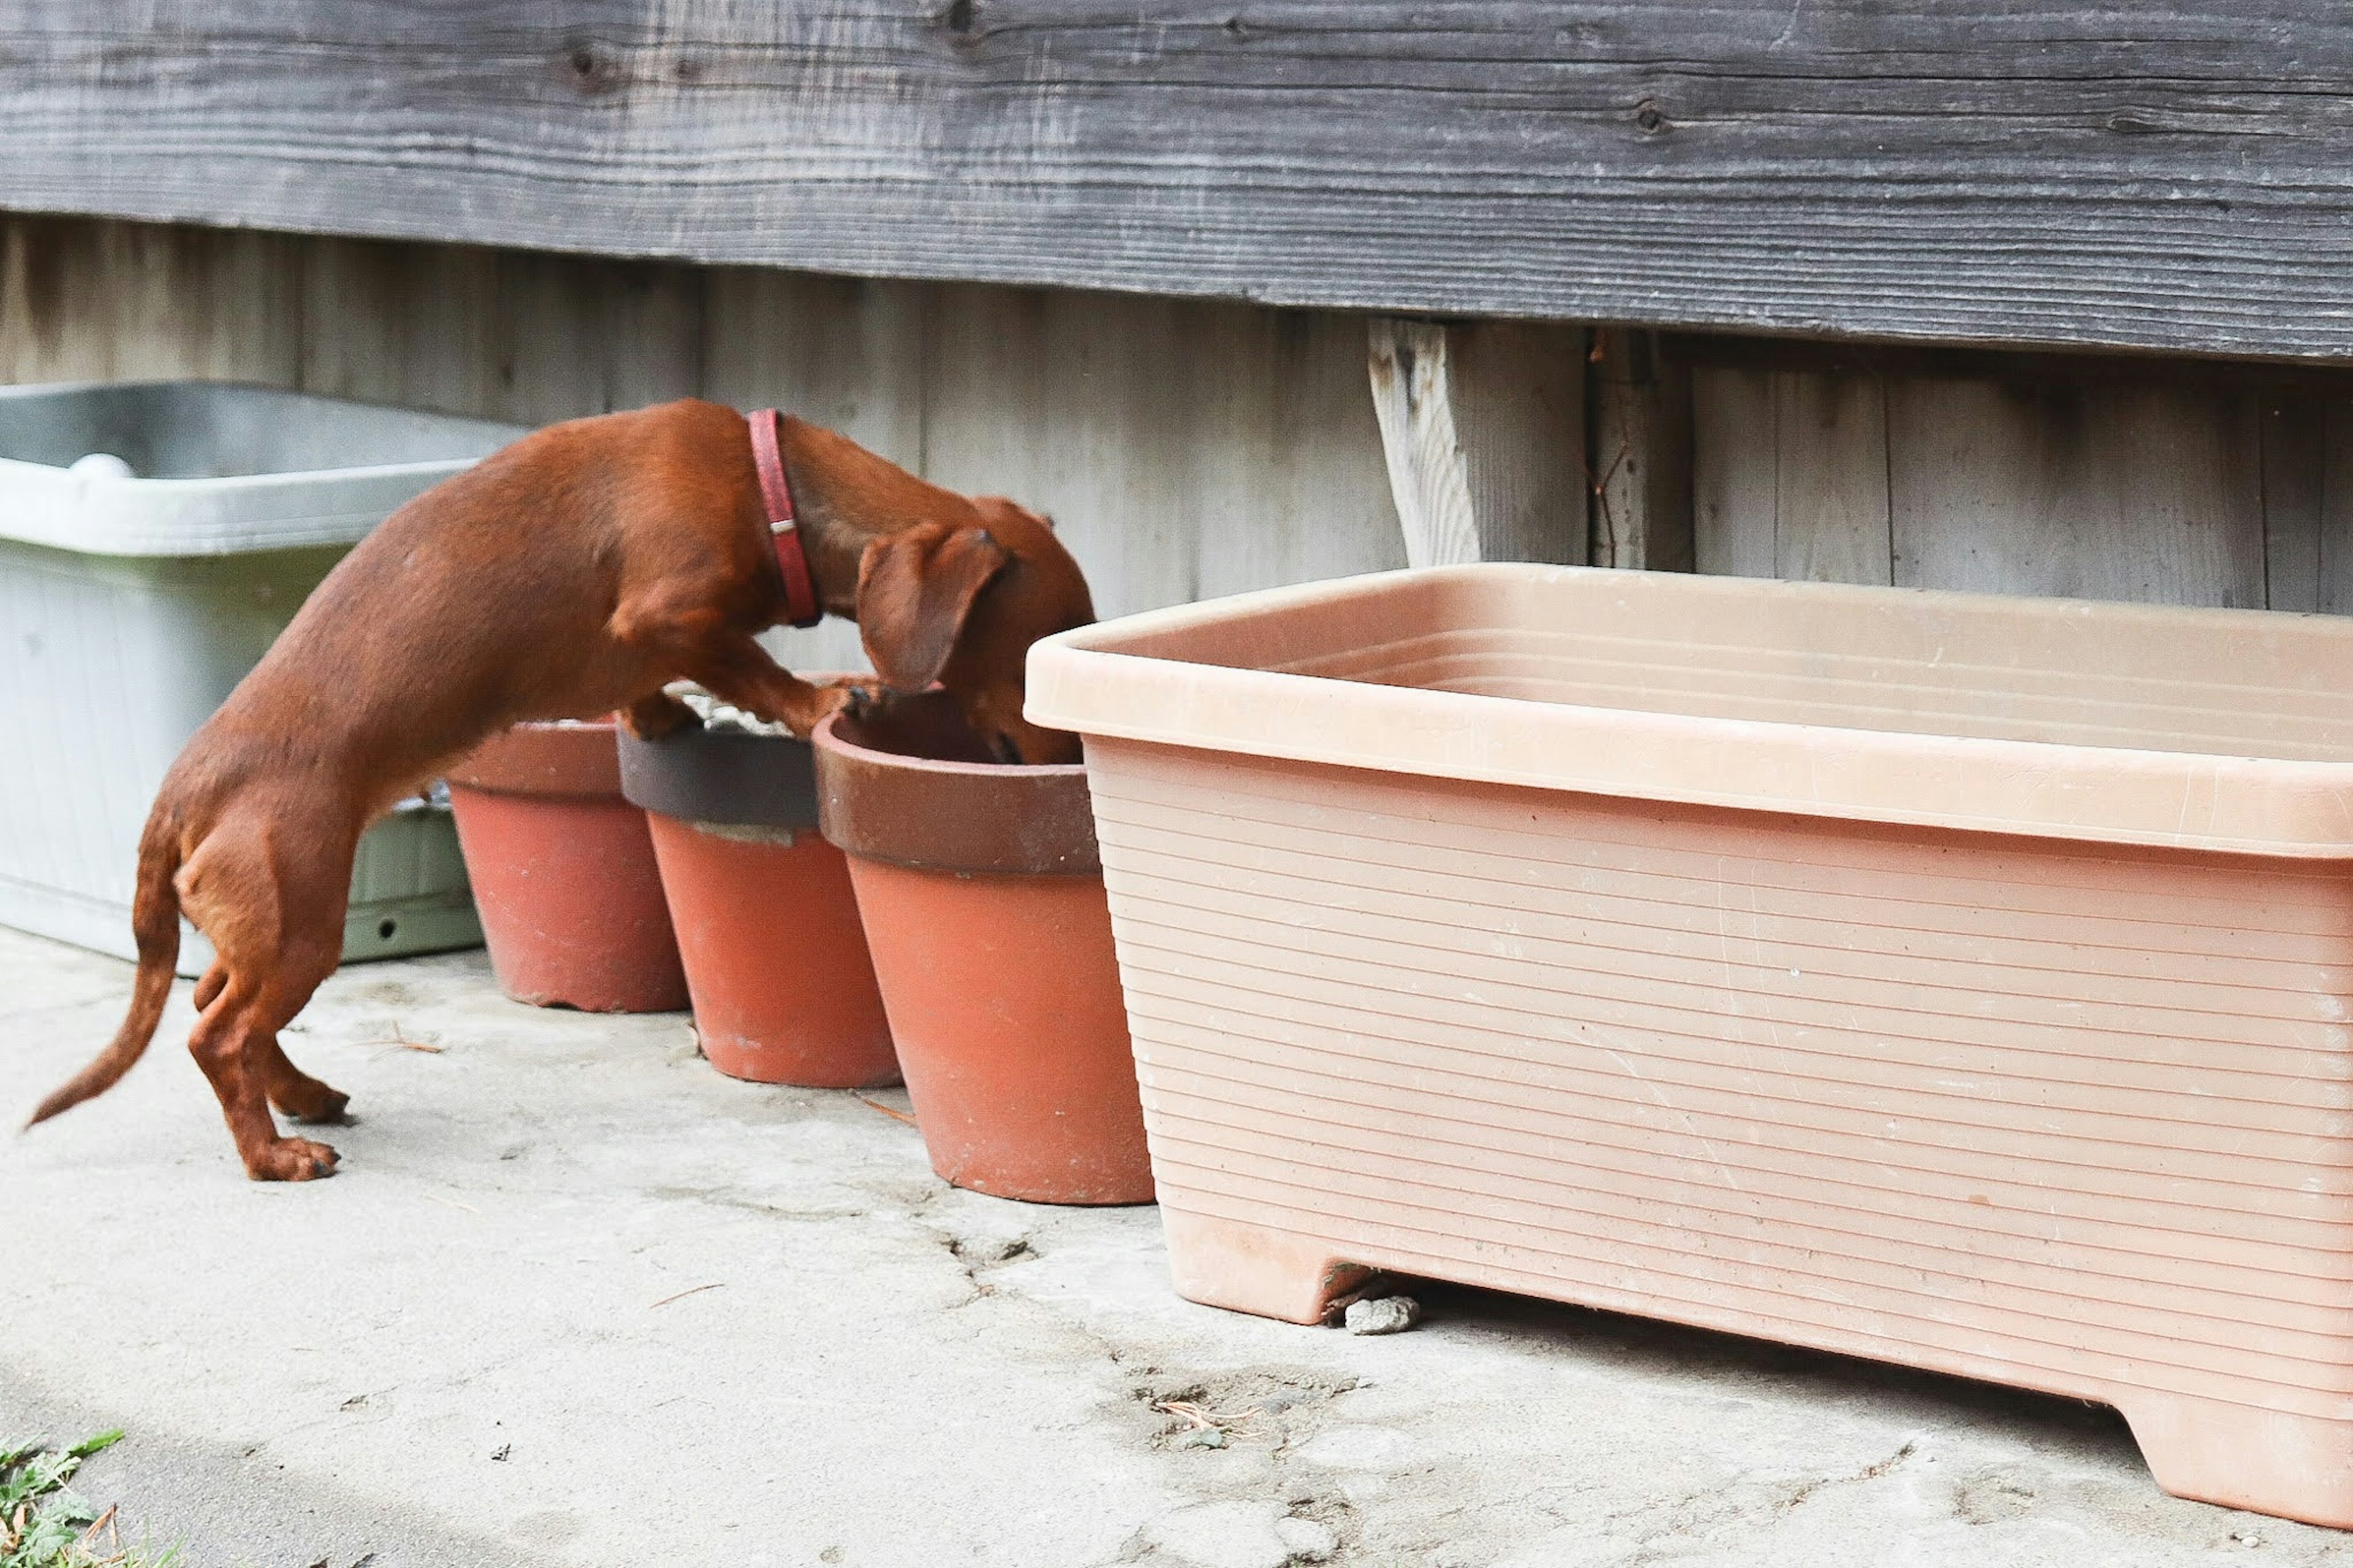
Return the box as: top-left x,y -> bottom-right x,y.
0,381 -> 525,973
1028,564 -> 2353,1528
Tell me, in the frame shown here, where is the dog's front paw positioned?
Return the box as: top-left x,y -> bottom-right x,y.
620,691 -> 697,741
813,677 -> 887,725
244,1136 -> 340,1182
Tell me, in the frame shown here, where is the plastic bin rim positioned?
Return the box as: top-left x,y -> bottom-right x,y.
1025,565 -> 2353,860
0,381 -> 527,556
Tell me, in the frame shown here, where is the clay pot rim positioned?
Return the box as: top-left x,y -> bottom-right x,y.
447,717 -> 623,798
813,709 -> 1099,875
810,711 -> 1084,782
618,717 -> 819,829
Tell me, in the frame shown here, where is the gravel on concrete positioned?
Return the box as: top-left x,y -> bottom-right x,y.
0,926 -> 2336,1567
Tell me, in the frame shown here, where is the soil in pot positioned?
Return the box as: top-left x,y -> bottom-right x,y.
618,694 -> 897,1088
446,718 -> 689,1013
814,693 -> 1152,1206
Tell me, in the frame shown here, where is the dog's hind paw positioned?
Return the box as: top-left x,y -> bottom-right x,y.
244,1137 -> 340,1182
278,1086 -> 352,1126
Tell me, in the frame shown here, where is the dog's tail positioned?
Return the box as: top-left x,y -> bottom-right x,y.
26,809 -> 186,1128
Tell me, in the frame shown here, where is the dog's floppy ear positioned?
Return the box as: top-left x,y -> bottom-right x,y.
857,522 -> 1014,692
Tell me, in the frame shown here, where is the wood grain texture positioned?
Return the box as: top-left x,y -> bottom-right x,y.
2316,404 -> 2353,617
1689,367 -> 1890,587
1888,381 -> 2267,608
1772,373 -> 1890,586
0,216 -> 303,387
1443,322 -> 1585,568
303,236 -> 705,423
2262,400 -> 2326,616
1590,329 -> 1692,572
1691,368 -> 1777,579
1370,319 -> 1585,569
1370,320 -> 1481,569
1696,362 -> 2308,610
8,4 -> 2353,357
923,282 -> 1400,620
0,212 -> 1406,673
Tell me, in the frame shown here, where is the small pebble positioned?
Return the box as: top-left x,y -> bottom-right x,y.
1275,1517 -> 1336,1561
1181,1427 -> 1229,1450
1344,1295 -> 1422,1335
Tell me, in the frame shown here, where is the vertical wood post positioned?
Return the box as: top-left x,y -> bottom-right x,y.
1368,317 -> 1586,568
1589,327 -> 1695,571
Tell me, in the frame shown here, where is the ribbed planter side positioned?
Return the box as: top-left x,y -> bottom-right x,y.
1026,562 -> 2353,1531
447,719 -> 687,1013
815,696 -> 1152,1206
618,713 -> 896,1088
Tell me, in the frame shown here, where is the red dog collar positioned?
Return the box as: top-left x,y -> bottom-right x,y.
748,408 -> 824,629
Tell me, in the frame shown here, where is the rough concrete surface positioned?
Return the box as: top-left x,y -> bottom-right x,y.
0,925 -> 2336,1567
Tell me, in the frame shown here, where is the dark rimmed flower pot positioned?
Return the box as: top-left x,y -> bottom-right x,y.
445,718 -> 689,1012
618,710 -> 897,1088
813,694 -> 1152,1206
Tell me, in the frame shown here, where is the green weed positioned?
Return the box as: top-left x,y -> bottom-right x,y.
0,1432 -> 177,1568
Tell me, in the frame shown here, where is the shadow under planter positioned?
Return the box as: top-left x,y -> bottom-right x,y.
618,708 -> 897,1088
445,718 -> 689,1013
815,695 -> 1153,1206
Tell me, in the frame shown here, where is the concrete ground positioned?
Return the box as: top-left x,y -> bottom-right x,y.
0,924 -> 2335,1568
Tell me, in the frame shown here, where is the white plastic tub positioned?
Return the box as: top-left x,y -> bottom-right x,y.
1029,563 -> 2353,1529
0,381 -> 526,972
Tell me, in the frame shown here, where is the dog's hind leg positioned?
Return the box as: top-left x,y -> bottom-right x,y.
194,906 -> 349,1124
188,978 -> 341,1180
177,808 -> 354,1180
257,1033 -> 351,1125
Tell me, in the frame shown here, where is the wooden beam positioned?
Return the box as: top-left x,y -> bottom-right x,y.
1588,329 -> 1694,572
7,5 -> 2353,358
1368,319 -> 1585,569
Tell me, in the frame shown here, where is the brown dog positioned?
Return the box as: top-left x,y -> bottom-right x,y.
26,398 -> 1093,1180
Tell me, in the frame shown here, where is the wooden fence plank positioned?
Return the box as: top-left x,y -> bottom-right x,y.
2262,400 -> 2326,616
1691,368 -> 1776,579
2321,406 -> 2353,617
1588,330 -> 1692,572
920,284 -> 1205,621
1772,373 -> 1891,586
9,5 -> 2353,358
299,238 -> 501,414
301,240 -> 702,425
922,284 -> 1399,622
1888,381 -> 2267,608
0,216 -> 302,387
1370,319 -> 1585,569
1184,306 -> 1404,604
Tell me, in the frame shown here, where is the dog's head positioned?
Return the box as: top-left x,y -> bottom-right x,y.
855,496 -> 1093,765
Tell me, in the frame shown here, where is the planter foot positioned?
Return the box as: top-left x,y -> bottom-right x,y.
2119,1393 -> 2353,1527
1161,1208 -> 1373,1325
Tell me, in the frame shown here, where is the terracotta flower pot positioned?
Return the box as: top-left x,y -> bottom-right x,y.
814,695 -> 1151,1206
617,707 -> 896,1088
445,718 -> 689,1013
